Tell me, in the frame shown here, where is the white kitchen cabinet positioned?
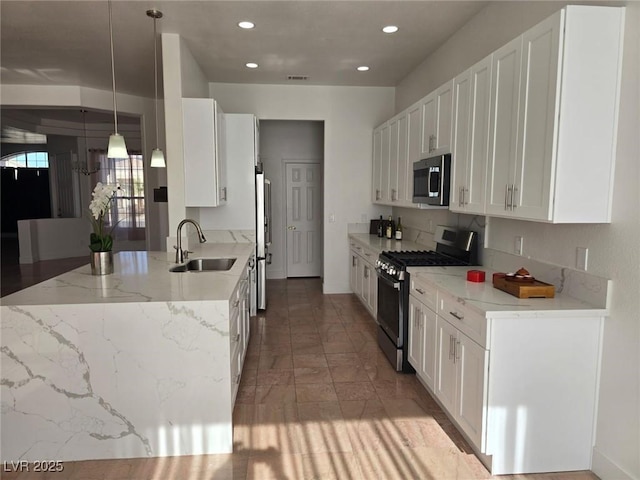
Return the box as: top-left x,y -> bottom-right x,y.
349,249 -> 361,298
421,80 -> 454,158
486,6 -> 624,222
404,101 -> 422,205
408,294 -> 437,391
230,263 -> 251,406
182,98 -> 227,207
388,112 -> 409,205
372,122 -> 391,204
349,240 -> 378,319
451,55 -> 492,214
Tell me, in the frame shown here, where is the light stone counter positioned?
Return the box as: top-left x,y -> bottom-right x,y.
408,266 -> 608,318
1,243 -> 255,463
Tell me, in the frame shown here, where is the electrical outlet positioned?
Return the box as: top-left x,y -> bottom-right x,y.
329,213 -> 336,223
515,236 -> 524,255
576,247 -> 588,271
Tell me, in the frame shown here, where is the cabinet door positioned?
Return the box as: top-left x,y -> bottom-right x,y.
455,333 -> 488,451
465,55 -> 492,214
349,252 -> 361,296
360,261 -> 371,305
405,102 -> 422,205
182,98 -> 225,207
215,102 -> 228,204
420,92 -> 437,157
436,318 -> 458,414
407,297 -> 422,370
451,68 -> 472,213
396,113 -> 409,206
388,116 -> 400,203
419,306 -> 438,391
380,123 -> 391,203
486,37 -> 522,216
372,126 -> 383,203
513,11 -> 562,221
434,80 -> 454,155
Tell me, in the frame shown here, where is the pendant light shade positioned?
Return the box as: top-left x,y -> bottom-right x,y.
150,148 -> 165,167
107,0 -> 128,159
107,133 -> 128,159
147,9 -> 166,168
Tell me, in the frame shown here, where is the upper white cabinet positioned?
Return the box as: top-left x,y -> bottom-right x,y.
182,98 -> 227,207
372,122 -> 390,203
404,102 -> 422,205
486,6 -> 624,223
420,80 -> 454,157
451,55 -> 492,214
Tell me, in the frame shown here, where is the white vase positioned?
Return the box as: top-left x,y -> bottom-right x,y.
90,251 -> 114,275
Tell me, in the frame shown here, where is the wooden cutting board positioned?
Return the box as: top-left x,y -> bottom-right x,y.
493,276 -> 555,298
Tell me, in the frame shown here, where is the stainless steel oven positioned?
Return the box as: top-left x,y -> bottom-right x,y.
375,226 -> 478,372
413,153 -> 451,206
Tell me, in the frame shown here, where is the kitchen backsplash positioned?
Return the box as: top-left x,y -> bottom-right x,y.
483,249 -> 610,309
202,230 -> 256,244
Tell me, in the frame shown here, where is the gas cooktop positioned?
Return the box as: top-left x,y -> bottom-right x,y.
380,250 -> 470,267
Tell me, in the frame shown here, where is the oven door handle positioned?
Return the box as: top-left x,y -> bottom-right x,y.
376,269 -> 400,290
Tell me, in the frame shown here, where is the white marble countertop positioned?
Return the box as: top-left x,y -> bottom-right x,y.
0,243 -> 255,306
408,266 -> 608,318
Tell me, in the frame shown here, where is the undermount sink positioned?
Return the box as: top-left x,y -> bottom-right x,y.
170,257 -> 237,273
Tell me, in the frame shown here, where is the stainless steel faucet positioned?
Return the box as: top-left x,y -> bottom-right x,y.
175,219 -> 207,263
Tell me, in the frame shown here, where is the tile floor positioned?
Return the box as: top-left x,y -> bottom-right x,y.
1,277 -> 600,480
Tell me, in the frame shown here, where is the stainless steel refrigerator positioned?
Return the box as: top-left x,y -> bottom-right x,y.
255,170 -> 271,310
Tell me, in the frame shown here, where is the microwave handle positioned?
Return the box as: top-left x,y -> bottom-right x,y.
427,169 -> 433,195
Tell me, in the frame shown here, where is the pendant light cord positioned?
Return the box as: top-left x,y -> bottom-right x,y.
108,0 -> 119,135
153,16 -> 159,147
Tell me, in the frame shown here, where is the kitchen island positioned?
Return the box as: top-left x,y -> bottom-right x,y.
1,243 -> 254,463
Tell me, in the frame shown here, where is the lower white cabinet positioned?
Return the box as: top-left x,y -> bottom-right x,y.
349,241 -> 378,319
230,264 -> 251,406
408,273 -> 603,475
408,295 -> 437,391
436,316 -> 488,450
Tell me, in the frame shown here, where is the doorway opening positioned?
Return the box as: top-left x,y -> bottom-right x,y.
259,120 -> 324,280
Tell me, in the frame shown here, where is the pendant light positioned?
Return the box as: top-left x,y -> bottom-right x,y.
147,9 -> 166,168
107,0 -> 128,159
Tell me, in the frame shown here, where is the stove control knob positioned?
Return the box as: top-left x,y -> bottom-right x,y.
388,267 -> 396,276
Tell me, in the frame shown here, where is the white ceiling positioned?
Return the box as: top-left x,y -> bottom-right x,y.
1,0 -> 489,98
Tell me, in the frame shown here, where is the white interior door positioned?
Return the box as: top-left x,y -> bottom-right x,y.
285,163 -> 322,277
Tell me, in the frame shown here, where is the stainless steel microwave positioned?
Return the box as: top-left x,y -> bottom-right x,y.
412,154 -> 451,206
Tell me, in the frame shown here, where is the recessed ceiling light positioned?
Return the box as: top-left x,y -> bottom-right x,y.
246,62 -> 259,69
357,66 -> 370,72
382,25 -> 399,34
238,21 -> 255,29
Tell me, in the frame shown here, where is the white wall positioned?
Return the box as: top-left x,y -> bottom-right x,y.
209,83 -> 395,293
394,2 -> 640,479
260,120 -> 324,279
0,84 -> 169,252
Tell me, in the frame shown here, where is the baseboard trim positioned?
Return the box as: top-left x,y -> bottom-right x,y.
592,448 -> 637,480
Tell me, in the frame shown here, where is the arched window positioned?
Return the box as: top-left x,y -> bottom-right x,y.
1,151 -> 49,169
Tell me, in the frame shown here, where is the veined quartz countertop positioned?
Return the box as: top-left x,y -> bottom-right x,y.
0,243 -> 254,306
408,266 -> 608,318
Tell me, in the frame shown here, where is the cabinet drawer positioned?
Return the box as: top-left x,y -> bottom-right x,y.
360,246 -> 376,264
438,291 -> 487,347
410,277 -> 437,312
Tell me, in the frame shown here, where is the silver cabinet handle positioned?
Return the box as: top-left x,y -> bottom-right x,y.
511,186 -> 518,210
504,184 -> 509,210
391,189 -> 397,201
221,187 -> 228,201
449,311 -> 464,321
463,187 -> 468,206
416,288 -> 425,295
235,374 -> 241,384
352,255 -> 357,267
449,335 -> 455,360
234,299 -> 240,308
364,266 -> 369,279
375,189 -> 381,201
455,340 -> 461,362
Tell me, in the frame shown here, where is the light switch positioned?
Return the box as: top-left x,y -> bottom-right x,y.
576,247 -> 588,271
329,213 -> 336,223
